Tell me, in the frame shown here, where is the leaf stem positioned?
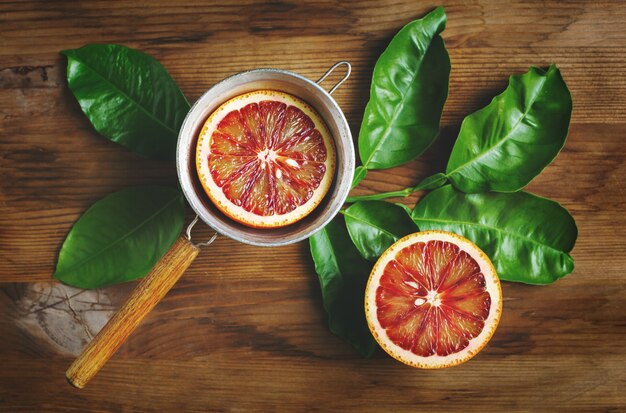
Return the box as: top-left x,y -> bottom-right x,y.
345,173 -> 447,203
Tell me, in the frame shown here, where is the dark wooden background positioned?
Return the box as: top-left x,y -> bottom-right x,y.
1,1 -> 625,411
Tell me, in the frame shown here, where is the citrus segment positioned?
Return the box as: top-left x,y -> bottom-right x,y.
196,90 -> 335,228
365,231 -> 502,368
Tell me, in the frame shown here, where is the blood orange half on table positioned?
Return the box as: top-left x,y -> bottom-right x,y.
196,90 -> 335,228
365,231 -> 502,368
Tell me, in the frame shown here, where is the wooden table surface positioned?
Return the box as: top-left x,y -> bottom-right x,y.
1,1 -> 625,411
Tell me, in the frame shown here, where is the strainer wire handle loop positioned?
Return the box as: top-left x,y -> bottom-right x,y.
66,215 -> 216,388
185,215 -> 219,247
316,61 -> 351,95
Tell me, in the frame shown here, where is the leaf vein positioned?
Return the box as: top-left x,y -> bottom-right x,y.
446,73 -> 549,179
412,216 -> 566,253
54,192 -> 182,278
344,211 -> 399,240
67,53 -> 180,136
362,34 -> 438,169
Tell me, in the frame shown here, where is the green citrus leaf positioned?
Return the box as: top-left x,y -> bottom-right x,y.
411,185 -> 577,284
446,65 -> 572,193
54,186 -> 186,289
62,44 -> 190,160
344,201 -> 417,261
309,216 -> 377,357
356,6 -> 450,177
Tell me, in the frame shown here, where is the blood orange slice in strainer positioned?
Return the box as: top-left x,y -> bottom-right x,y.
365,230 -> 502,368
196,90 -> 335,228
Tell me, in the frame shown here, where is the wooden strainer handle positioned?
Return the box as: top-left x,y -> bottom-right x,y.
66,236 -> 199,388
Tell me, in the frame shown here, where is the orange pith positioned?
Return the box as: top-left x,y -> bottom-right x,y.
196,90 -> 335,228
365,231 -> 502,369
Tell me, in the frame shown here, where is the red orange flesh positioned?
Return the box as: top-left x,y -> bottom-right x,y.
196,90 -> 335,228
365,231 -> 502,368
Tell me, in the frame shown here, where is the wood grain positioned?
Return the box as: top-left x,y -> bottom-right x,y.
1,0 -> 625,411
